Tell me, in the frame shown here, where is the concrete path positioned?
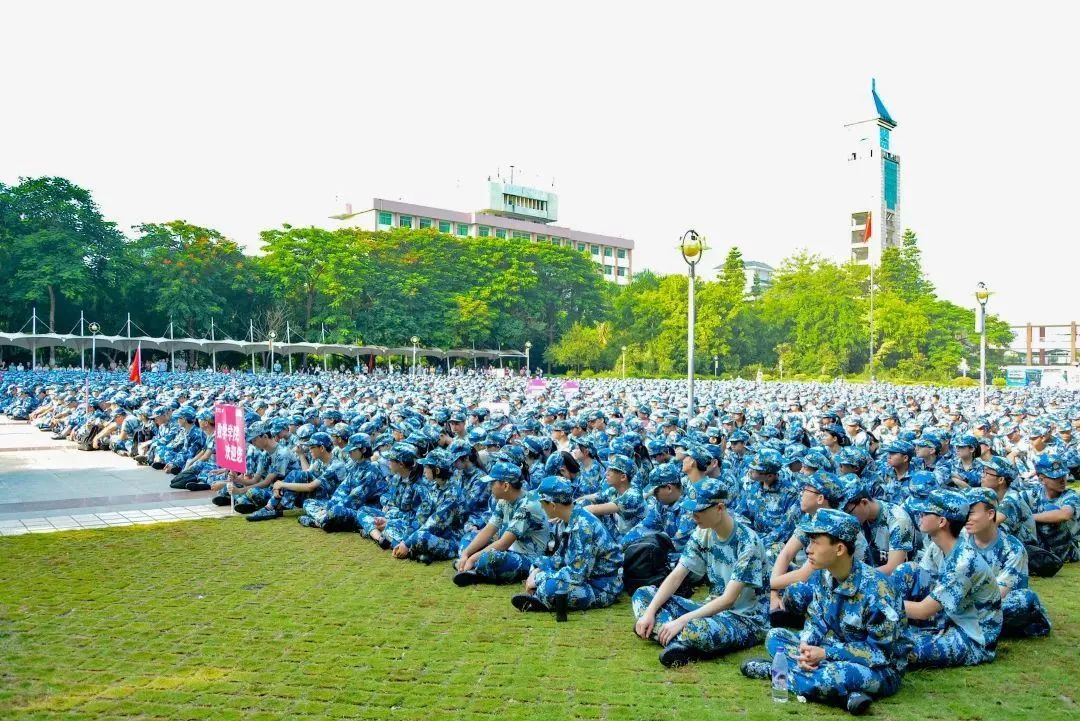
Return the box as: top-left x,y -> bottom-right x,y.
0,419 -> 231,535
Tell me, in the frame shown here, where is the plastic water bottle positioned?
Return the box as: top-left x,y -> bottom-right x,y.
771,650 -> 789,703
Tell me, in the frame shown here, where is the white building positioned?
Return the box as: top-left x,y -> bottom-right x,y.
846,79 -> 902,265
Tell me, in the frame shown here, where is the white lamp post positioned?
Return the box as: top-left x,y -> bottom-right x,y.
88,322 -> 100,374
411,336 -> 420,376
621,345 -> 627,379
975,282 -> 990,411
268,330 -> 277,374
524,341 -> 532,375
679,230 -> 706,414
713,354 -> 719,377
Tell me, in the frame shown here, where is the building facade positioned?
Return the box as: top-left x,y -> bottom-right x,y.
846,79 -> 902,266
330,182 -> 634,284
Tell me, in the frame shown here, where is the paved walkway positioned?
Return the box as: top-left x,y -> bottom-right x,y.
0,419 -> 231,535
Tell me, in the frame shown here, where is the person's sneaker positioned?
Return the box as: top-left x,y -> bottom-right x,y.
415,553 -> 433,565
151,461 -> 166,470
169,476 -> 190,489
659,642 -> 701,668
133,455 -> 148,465
185,481 -> 211,491
453,571 -> 481,587
740,658 -> 773,680
377,537 -> 391,550
246,507 -> 283,522
510,594 -> 550,613
846,692 -> 872,715
211,494 -> 232,507
233,501 -> 259,514
297,515 -> 318,528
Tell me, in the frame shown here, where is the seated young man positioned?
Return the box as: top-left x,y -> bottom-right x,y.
247,432 -> 346,521
632,477 -> 767,668
386,449 -> 464,563
511,476 -> 623,614
894,489 -> 1002,668
741,509 -> 907,716
1031,455 -> 1080,563
621,463 -> 695,554
962,488 -> 1051,637
453,461 -> 550,586
299,433 -> 387,530
577,453 -> 645,544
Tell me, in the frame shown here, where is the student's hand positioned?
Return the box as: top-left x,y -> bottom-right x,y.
374,517 -> 387,530
524,570 -> 537,592
635,611 -> 656,640
209,480 -> 226,492
797,642 -> 825,670
272,480 -> 286,492
657,616 -> 689,646
392,543 -> 410,559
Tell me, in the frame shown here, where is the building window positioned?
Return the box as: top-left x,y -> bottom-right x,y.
457,224 -> 469,237
478,226 -> 490,237
603,247 -> 613,257
496,228 -> 507,239
438,220 -> 452,233
550,237 -> 561,246
577,242 -> 587,252
603,264 -> 614,275
535,234 -> 547,243
399,215 -> 413,229
419,217 -> 433,229
617,248 -> 626,259
378,211 -> 392,226
617,267 -> 627,277
590,244 -> 600,255
512,231 -> 530,240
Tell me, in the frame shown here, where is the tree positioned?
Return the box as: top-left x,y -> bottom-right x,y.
544,322 -> 604,371
0,177 -> 126,365
879,228 -> 934,302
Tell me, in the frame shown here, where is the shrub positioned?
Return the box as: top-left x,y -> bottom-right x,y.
952,376 -> 978,387
992,377 -> 1006,388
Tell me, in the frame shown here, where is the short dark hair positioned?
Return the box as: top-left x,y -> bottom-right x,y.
946,518 -> 965,538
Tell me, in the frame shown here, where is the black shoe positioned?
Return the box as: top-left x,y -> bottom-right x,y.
740,658 -> 772,680
169,476 -> 190,489
511,594 -> 550,613
453,571 -> 481,587
211,495 -> 232,507
846,692 -> 872,715
133,455 -> 148,465
185,481 -> 211,491
553,593 -> 569,622
233,501 -> 259,514
377,537 -> 391,550
659,642 -> 701,668
770,609 -> 805,629
151,462 -> 166,470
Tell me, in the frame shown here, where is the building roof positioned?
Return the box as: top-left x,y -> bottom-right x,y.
871,78 -> 897,128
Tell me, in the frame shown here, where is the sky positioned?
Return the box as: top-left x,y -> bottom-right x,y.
2,1 -> 1077,330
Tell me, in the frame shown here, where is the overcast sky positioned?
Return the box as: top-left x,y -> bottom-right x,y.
3,1 -> 1077,330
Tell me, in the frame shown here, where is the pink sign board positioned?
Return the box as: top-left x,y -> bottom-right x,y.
214,403 -> 247,473
525,378 -> 548,397
562,380 -> 580,399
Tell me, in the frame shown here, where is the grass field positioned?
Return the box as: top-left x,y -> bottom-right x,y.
1,516 -> 1078,720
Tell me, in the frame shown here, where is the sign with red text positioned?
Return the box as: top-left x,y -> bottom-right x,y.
525,378 -> 548,397
561,380 -> 580,399
214,403 -> 247,472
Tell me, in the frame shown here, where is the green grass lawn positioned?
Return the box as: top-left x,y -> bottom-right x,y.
1,517 -> 1078,721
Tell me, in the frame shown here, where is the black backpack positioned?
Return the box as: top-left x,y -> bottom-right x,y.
623,532 -> 694,597
1026,543 -> 1063,578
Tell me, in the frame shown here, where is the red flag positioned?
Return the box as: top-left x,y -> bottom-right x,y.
863,212 -> 872,243
129,345 -> 142,384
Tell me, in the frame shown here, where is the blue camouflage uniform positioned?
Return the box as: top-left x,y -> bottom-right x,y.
302,437 -> 387,529
530,477 -> 623,610
735,450 -> 802,566
233,440 -> 301,510
632,477 -> 768,656
894,490 -> 1003,667
1031,456 -> 1080,562
764,509 -> 908,703
622,464 -> 696,553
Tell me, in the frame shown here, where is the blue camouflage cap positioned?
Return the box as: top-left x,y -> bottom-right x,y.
536,475 -> 574,504
798,508 -> 860,545
982,456 -> 1017,482
466,428 -> 487,445
305,432 -> 333,450
967,487 -> 998,511
570,436 -> 597,456
680,477 -> 730,512
543,452 -> 566,475
1028,421 -> 1051,438
749,448 -> 784,474
952,433 -> 978,449
245,421 -> 267,443
913,436 -> 940,452
344,433 -> 373,453
607,453 -> 635,476
836,447 -> 868,470
881,439 -> 915,456
494,445 -> 525,466
684,444 -> 713,467
909,470 -> 939,496
417,448 -> 452,471
1035,454 -> 1069,479
909,489 -> 970,521
839,474 -> 875,508
728,429 -> 750,443
483,460 -> 524,484
801,450 -> 836,472
803,471 -> 846,507
385,442 -> 418,465
643,463 -> 682,495
447,439 -> 472,462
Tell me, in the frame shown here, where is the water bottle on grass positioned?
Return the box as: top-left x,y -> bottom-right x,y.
771,650 -> 789,703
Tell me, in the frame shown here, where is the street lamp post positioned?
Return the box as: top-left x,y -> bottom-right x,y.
975,282 -> 990,411
713,355 -> 719,377
410,336 -> 419,376
679,230 -> 706,414
524,341 -> 532,375
958,358 -> 970,378
88,322 -> 100,374
268,330 -> 277,374
621,345 -> 627,379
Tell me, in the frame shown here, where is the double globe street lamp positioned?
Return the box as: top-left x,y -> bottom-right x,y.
680,230 -> 706,414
